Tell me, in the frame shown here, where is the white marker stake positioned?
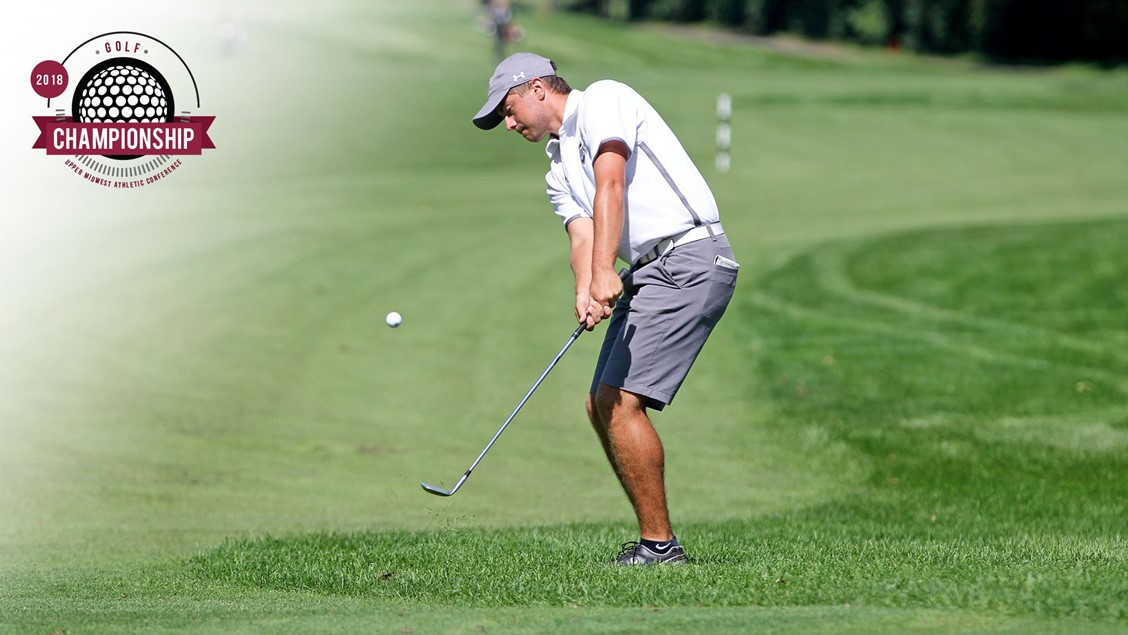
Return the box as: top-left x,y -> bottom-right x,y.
716,93 -> 732,173
717,93 -> 733,120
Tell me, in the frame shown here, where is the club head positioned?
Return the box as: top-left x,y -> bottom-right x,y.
420,482 -> 454,496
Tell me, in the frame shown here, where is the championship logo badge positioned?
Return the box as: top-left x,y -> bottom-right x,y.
31,31 -> 215,188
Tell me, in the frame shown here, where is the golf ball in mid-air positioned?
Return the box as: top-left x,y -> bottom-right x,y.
386,311 -> 402,328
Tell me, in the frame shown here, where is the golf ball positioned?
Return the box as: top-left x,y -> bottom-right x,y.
74,62 -> 171,124
386,311 -> 402,328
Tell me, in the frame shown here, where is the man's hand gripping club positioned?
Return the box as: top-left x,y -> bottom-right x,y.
582,140 -> 631,329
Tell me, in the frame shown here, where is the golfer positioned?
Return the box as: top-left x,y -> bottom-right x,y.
473,53 -> 738,565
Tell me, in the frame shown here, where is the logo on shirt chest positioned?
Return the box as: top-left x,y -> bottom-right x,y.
578,141 -> 588,165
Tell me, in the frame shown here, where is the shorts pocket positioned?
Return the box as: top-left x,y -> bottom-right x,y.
658,248 -> 698,290
703,256 -> 738,324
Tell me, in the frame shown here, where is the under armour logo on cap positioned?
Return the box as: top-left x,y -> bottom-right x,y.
512,72 -> 526,82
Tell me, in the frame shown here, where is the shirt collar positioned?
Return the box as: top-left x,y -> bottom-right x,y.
559,89 -> 582,136
545,89 -> 583,158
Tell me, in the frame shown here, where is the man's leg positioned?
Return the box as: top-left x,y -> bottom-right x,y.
590,383 -> 673,541
585,392 -> 619,478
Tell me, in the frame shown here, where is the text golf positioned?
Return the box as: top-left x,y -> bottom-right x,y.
101,39 -> 143,54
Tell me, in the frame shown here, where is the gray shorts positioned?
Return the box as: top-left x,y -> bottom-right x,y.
590,234 -> 738,410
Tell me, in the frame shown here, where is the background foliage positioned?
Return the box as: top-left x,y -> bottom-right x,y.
571,0 -> 1128,65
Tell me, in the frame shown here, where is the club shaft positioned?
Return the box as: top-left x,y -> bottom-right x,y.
422,269 -> 628,496
453,323 -> 586,487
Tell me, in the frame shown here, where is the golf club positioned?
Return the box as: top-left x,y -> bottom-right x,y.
422,269 -> 629,497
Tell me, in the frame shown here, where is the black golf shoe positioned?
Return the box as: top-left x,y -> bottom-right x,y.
614,541 -> 688,565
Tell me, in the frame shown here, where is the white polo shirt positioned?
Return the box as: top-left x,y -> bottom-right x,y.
544,80 -> 720,265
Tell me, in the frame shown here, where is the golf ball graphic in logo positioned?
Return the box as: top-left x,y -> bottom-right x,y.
72,59 -> 173,124
70,58 -> 174,160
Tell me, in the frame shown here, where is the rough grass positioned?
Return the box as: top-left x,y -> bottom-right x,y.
183,520 -> 1126,619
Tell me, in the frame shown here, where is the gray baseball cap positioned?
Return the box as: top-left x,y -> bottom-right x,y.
472,52 -> 556,130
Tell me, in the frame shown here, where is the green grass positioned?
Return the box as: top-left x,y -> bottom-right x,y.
3,0 -> 1128,632
181,521 -> 1125,617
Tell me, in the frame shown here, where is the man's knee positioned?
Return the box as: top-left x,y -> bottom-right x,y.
593,384 -> 643,423
586,393 -> 601,427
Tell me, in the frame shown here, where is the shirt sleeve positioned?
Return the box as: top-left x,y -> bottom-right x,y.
546,161 -> 588,228
578,80 -> 639,158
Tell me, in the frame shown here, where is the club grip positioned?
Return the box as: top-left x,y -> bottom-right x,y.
573,268 -> 631,336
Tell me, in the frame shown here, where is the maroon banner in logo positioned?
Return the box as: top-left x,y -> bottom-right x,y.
32,116 -> 215,155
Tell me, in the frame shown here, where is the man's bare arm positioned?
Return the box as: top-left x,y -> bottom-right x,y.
567,217 -> 604,329
590,139 -> 630,316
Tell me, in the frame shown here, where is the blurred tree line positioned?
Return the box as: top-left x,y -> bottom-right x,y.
567,0 -> 1127,65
